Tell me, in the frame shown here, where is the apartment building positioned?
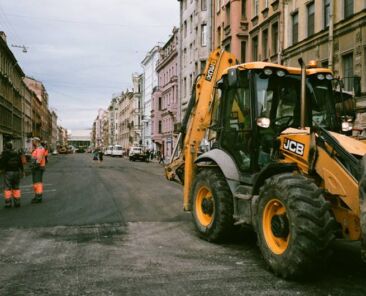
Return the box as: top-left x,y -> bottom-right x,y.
212,0 -> 250,62
178,0 -> 212,120
94,108 -> 106,147
24,76 -> 52,144
141,46 -> 159,149
117,74 -> 143,149
282,0 -> 366,126
108,96 -> 120,146
0,32 -> 29,152
151,27 -> 179,158
247,0 -> 283,63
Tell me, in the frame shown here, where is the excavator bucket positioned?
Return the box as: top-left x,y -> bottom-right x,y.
359,155 -> 366,262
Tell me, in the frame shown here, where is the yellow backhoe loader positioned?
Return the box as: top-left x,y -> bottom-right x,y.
165,49 -> 366,279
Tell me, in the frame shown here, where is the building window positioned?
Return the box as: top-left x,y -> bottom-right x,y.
292,12 -> 298,44
321,60 -> 329,68
225,42 -> 231,52
252,36 -> 258,60
262,29 -> 268,60
241,0 -> 247,19
201,0 -> 207,11
201,24 -> 207,47
183,48 -> 187,65
344,0 -> 354,19
184,21 -> 187,38
158,97 -> 162,110
241,41 -> 246,63
272,22 -> 278,55
158,121 -> 162,133
200,60 -> 206,73
216,0 -> 221,13
217,26 -> 221,47
324,0 -> 330,28
183,77 -> 187,97
189,74 -> 193,93
190,15 -> 193,33
343,53 -> 353,91
253,0 -> 259,16
307,2 -> 315,37
226,3 -> 231,25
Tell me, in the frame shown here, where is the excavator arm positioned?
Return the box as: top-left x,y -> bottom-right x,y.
165,49 -> 236,211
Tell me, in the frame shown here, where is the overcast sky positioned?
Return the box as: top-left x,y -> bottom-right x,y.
0,0 -> 179,131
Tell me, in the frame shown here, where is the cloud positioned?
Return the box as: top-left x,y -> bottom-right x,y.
1,0 -> 179,130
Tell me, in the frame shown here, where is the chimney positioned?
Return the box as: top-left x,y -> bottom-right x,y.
0,31 -> 7,43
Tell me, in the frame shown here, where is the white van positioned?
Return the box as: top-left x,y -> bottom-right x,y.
111,145 -> 124,157
105,145 -> 113,156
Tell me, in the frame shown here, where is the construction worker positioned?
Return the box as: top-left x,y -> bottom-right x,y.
31,137 -> 46,204
0,142 -> 24,208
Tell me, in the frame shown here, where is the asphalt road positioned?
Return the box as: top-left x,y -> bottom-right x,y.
0,154 -> 365,296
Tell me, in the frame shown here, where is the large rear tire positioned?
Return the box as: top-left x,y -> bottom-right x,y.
256,173 -> 335,279
191,168 -> 234,242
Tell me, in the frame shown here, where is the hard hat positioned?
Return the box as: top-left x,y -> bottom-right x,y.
32,137 -> 41,142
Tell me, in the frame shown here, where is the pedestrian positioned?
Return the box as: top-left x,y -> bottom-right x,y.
93,148 -> 99,161
30,137 -> 46,204
159,152 -> 165,165
98,149 -> 104,162
0,142 -> 24,208
145,149 -> 150,162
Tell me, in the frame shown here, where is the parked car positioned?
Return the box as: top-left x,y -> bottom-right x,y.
105,145 -> 113,156
129,146 -> 147,161
111,145 -> 124,157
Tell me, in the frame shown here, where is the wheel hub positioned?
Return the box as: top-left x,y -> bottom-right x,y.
271,214 -> 289,238
201,198 -> 214,215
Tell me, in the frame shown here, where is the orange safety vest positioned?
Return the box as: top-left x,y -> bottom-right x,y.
32,146 -> 46,167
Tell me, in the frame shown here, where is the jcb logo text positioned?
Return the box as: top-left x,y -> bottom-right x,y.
283,138 -> 305,156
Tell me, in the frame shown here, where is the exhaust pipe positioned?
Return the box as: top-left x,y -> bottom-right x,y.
298,58 -> 306,129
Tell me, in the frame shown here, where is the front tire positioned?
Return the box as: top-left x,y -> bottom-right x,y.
256,173 -> 335,279
191,168 -> 234,242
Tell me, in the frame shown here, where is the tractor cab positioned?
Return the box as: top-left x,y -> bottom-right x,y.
210,62 -> 338,173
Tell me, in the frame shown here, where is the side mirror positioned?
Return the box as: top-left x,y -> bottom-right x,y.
341,121 -> 353,132
257,117 -> 271,128
354,76 -> 361,97
228,68 -> 239,88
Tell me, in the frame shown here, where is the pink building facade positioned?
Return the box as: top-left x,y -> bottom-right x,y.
151,28 -> 179,159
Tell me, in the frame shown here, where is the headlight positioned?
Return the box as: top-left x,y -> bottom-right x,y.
276,70 -> 286,77
264,68 -> 273,76
326,74 -> 333,80
317,74 -> 325,80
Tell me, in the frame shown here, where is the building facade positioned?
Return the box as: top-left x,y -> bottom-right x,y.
0,32 -> 28,152
108,96 -> 119,146
51,110 -> 58,152
212,0 -> 250,62
117,74 -> 143,149
282,0 -> 366,127
178,0 -> 212,121
151,27 -> 179,158
141,46 -> 160,149
24,76 -> 51,144
94,108 -> 106,148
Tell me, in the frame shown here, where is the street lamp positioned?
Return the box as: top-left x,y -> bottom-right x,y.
11,44 -> 28,53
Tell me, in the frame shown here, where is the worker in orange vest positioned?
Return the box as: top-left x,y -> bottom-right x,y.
31,137 -> 46,203
0,142 -> 24,208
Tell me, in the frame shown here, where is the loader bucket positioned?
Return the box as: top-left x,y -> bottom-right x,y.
359,155 -> 366,262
